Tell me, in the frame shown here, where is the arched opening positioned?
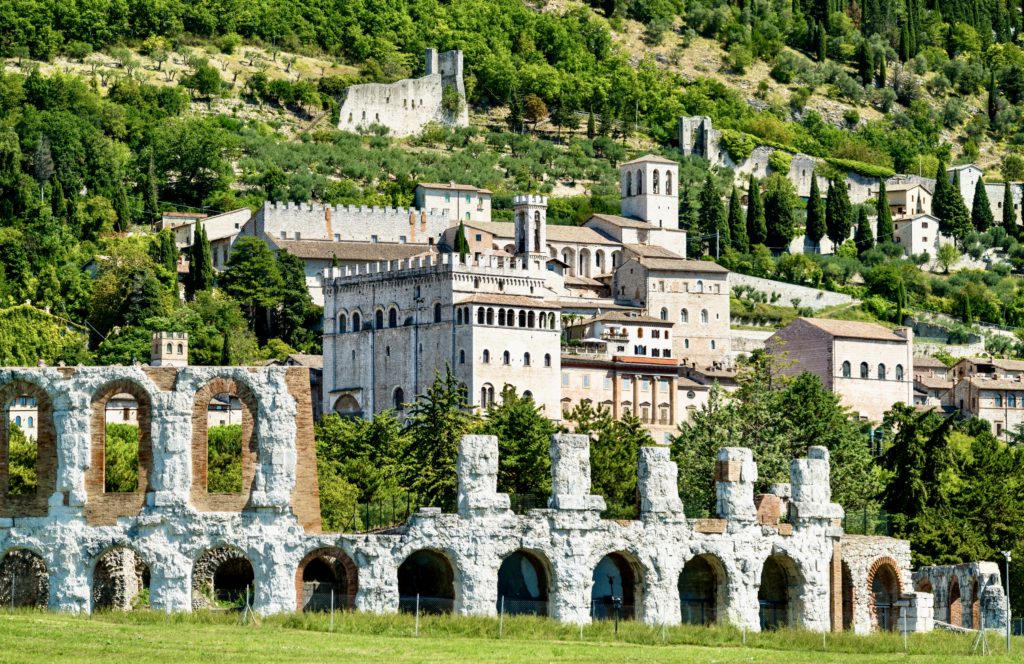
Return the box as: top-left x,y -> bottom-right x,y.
666,171 -> 673,195
388,307 -> 398,328
653,169 -> 660,194
433,302 -> 442,323
870,562 -> 901,631
1,382 -> 56,517
193,547 -> 255,610
579,249 -> 592,278
498,309 -> 506,326
93,547 -> 150,611
0,549 -> 48,608
333,394 -> 361,418
398,549 -> 455,614
592,552 -> 641,620
338,313 -> 347,333
949,577 -> 962,626
207,392 -> 242,493
971,579 -> 980,629
102,393 -> 141,493
393,387 -> 405,412
497,550 -> 549,616
191,378 -> 258,513
296,548 -> 358,612
841,561 -> 854,630
758,555 -> 799,630
518,310 -> 527,327
635,169 -> 642,194
375,309 -> 384,329
477,308 -> 485,324
678,554 -> 724,625
352,312 -> 362,331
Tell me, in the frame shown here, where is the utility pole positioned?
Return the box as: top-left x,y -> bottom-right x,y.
1004,550 -> 1012,655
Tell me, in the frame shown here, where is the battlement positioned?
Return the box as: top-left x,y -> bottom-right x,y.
513,194 -> 548,207
322,252 -> 548,285
152,331 -> 187,341
263,200 -> 450,220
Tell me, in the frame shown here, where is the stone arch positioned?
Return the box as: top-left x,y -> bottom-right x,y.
949,576 -> 962,626
397,548 -> 456,614
758,554 -> 804,630
192,546 -> 256,610
332,394 -> 362,417
295,547 -> 359,612
591,551 -> 644,621
85,378 -> 154,525
92,545 -> 150,611
191,377 -> 259,513
561,248 -> 576,276
841,561 -> 854,630
497,549 -> 551,616
0,379 -> 57,518
0,548 -> 48,608
866,556 -> 903,631
971,578 -> 980,629
678,553 -> 727,625
579,248 -> 592,278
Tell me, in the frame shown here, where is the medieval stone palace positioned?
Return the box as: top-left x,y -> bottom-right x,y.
1,364 -> 1004,634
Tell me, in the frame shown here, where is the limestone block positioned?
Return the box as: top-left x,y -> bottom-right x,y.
457,435 -> 510,517
715,448 -> 756,521
790,447 -> 844,522
637,447 -> 684,517
549,434 -> 605,512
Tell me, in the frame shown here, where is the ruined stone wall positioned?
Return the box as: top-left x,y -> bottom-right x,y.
0,367 -> 929,633
913,562 -> 1007,630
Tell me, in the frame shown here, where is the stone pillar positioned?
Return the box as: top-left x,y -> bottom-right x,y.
789,447 -> 843,526
638,447 -> 684,518
714,448 -> 756,521
149,554 -> 192,613
897,592 -> 935,632
548,434 -> 605,512
353,548 -> 398,615
457,435 -> 510,518
254,542 -> 298,615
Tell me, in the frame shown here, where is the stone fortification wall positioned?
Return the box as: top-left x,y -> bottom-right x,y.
0,365 -> 929,633
730,273 -> 856,310
250,201 -> 451,245
913,562 -> 1007,630
338,49 -> 468,137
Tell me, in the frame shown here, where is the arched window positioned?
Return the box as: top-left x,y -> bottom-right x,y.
684,339 -> 690,348
680,308 -> 689,323
524,352 -> 531,366
477,307 -> 485,324
14,415 -> 21,427
626,171 -> 633,197
860,362 -> 869,379
456,309 -> 462,325
26,416 -> 33,427
1010,394 -> 1018,408
352,312 -> 362,331
486,308 -> 494,325
996,393 -> 1003,407
660,307 -> 668,321
653,169 -> 660,194
434,302 -> 442,323
518,310 -> 527,327
635,169 -> 643,194
459,350 -> 466,364
481,384 -> 496,408
177,344 -> 184,355
895,364 -> 904,381
338,313 -> 347,333
700,309 -> 709,324
528,311 -> 535,328
375,309 -> 384,329
842,361 -> 851,378
483,350 -> 490,364
877,363 -> 886,380
666,171 -> 673,195
498,309 -> 506,326
393,388 -> 405,411
711,340 -> 717,350
544,353 -> 552,367
166,343 -> 172,353
388,307 -> 398,328
696,280 -> 704,293
503,351 -> 511,365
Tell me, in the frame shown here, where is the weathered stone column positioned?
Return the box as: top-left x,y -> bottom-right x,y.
714,448 -> 756,522
149,550 -> 192,613
457,435 -> 511,518
638,447 -> 684,518
253,540 -> 297,615
352,545 -> 398,614
637,447 -> 686,625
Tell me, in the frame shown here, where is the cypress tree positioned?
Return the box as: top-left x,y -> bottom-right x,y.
114,183 -> 132,231
854,206 -> 874,254
746,174 -> 767,246
816,22 -> 828,61
698,173 -> 727,254
764,175 -> 796,251
877,54 -> 887,88
805,176 -> 827,247
933,157 -> 951,227
159,228 -> 178,274
144,150 -> 159,224
900,23 -> 911,61
454,220 -> 470,260
895,279 -> 906,324
51,179 -> 66,220
988,71 -> 1000,124
1002,182 -> 1017,235
220,330 -> 231,365
728,186 -> 748,253
937,171 -> 973,243
857,41 -> 874,86
186,222 -> 214,299
876,178 -> 894,243
825,179 -> 853,248
971,176 -> 994,232
587,110 -> 596,139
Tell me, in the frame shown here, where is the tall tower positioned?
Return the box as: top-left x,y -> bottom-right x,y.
618,155 -> 680,229
513,194 -> 548,262
151,332 -> 189,367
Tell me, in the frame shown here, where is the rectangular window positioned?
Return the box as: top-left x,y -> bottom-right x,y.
371,235 -> 378,243
561,373 -> 569,386
445,193 -> 450,203
280,231 -> 286,239
334,233 -> 341,241
295,232 -> 301,240
583,375 -> 591,388
399,236 -> 407,243
465,194 -> 471,203
604,376 -> 612,389
641,379 -> 650,392
475,234 -> 482,241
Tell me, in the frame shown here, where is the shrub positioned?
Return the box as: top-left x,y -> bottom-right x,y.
719,129 -> 756,162
768,150 -> 792,175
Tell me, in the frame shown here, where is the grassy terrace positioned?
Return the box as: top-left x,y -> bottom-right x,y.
0,610 -> 1020,663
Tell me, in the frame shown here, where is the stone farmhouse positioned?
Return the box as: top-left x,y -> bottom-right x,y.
949,357 -> 1024,439
337,49 -> 469,137
0,361 -> 966,634
767,318 -> 914,422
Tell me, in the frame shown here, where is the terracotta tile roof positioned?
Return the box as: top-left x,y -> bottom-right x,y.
637,256 -> 729,274
613,355 -> 679,366
957,357 -> 1024,371
914,375 -> 952,390
795,317 -> 908,341
272,239 -> 432,261
620,154 -> 678,166
965,376 -> 1024,390
587,213 -> 650,229
285,354 -> 323,369
417,182 -> 492,194
464,221 -> 514,237
573,311 -> 673,325
622,243 -> 685,259
564,275 -> 604,287
913,355 -> 949,369
546,225 -> 619,244
457,294 -> 560,309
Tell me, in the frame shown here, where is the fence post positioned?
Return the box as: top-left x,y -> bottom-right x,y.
415,593 -> 420,637
499,596 -> 504,639
330,588 -> 335,632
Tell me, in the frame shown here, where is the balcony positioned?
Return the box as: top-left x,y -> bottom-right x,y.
600,331 -> 629,342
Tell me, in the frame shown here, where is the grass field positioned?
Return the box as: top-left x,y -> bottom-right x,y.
0,610 -> 1021,663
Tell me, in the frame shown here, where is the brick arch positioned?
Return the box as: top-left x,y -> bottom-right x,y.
866,556 -> 903,631
191,377 -> 259,512
0,380 -> 57,517
949,576 -> 962,626
85,379 -> 154,525
191,545 -> 255,610
295,547 -> 358,612
0,548 -> 49,608
971,578 -> 981,629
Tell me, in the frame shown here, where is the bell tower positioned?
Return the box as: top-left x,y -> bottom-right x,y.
513,194 -> 548,262
618,155 -> 679,228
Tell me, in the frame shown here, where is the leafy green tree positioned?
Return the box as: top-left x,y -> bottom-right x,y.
971,175 -> 994,232
727,185 -> 748,253
480,386 -> 555,496
944,172 -> 974,242
875,179 -> 894,243
825,178 -> 852,249
186,222 -> 213,299
698,173 -> 727,254
453,221 -> 470,260
220,237 -> 284,341
207,424 -> 242,493
151,228 -> 178,276
854,206 -> 874,255
936,242 -> 960,274
7,424 -> 37,496
274,249 -> 320,352
316,412 -> 408,503
154,118 -> 236,206
1003,182 -> 1017,236
805,176 -> 826,246
403,368 -> 478,509
104,424 -> 139,492
746,175 -> 767,247
763,174 -> 796,251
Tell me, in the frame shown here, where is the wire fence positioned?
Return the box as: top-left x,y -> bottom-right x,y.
841,507 -> 892,536
343,494 -> 453,533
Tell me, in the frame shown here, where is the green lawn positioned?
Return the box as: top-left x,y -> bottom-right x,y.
0,610 -> 1019,663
